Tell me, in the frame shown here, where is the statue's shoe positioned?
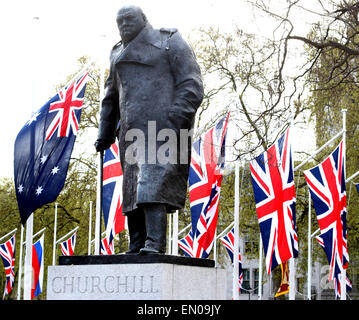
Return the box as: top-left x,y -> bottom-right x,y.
139,247 -> 164,255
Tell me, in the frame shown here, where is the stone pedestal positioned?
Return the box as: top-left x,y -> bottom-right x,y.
47,255 -> 226,300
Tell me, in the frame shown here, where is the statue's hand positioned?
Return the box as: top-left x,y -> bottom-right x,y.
94,139 -> 113,152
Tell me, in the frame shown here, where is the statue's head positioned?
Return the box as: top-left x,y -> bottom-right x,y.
116,5 -> 147,44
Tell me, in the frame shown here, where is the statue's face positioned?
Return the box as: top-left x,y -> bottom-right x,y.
116,7 -> 146,43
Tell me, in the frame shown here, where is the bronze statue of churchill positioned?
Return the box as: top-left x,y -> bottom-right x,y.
95,5 -> 204,254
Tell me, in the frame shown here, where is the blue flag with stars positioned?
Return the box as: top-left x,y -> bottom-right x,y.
14,72 -> 88,224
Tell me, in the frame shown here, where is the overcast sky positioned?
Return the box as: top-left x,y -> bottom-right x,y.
0,0 -> 261,178
0,0 -> 316,179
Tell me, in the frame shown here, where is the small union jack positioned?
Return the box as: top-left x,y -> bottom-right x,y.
219,228 -> 243,291
304,140 -> 349,282
188,114 -> 229,257
60,232 -> 77,256
45,72 -> 88,140
101,237 -> 114,255
178,232 -> 208,258
250,127 -> 298,273
103,138 -> 126,246
0,234 -> 15,299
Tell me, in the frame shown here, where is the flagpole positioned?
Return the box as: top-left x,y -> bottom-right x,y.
307,190 -> 312,300
17,225 -> 24,300
258,233 -> 263,300
214,229 -> 217,266
232,160 -> 240,300
52,203 -> 58,265
172,210 -> 179,255
94,151 -> 104,255
341,108 -> 347,300
88,201 -> 93,255
56,226 -> 79,244
168,211 -> 172,255
23,15 -> 41,300
23,213 -> 33,300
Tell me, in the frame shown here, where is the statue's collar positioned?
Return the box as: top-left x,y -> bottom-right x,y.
131,24 -> 161,49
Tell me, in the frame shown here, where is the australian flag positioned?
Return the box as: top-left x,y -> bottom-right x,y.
14,72 -> 88,224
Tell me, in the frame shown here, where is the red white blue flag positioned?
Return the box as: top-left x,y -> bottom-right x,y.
0,234 -> 16,299
188,114 -> 229,258
14,72 -> 88,224
219,227 -> 243,291
316,235 -> 352,299
179,232 -> 206,258
250,127 -> 298,273
101,237 -> 114,255
103,138 -> 126,246
60,232 -> 77,256
304,141 -> 349,282
31,234 -> 44,299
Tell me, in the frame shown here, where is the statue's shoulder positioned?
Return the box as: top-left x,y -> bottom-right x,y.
159,28 -> 180,50
111,40 -> 122,51
159,27 -> 178,35
109,40 -> 122,60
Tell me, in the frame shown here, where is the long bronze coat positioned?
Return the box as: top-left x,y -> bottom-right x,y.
98,24 -> 204,214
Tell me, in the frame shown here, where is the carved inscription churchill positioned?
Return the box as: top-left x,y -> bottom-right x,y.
51,274 -> 159,295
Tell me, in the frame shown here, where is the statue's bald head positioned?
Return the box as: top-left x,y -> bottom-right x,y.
116,5 -> 147,44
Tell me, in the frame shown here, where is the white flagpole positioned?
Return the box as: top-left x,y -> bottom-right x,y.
56,226 -> 79,245
88,201 -> 93,255
307,190 -> 312,300
232,161 -> 240,300
172,210 -> 179,255
168,212 -> 172,254
23,214 -> 33,300
258,234 -> 263,300
341,108 -> 347,300
0,228 -> 17,243
214,229 -> 217,265
23,15 -> 40,300
94,43 -> 106,255
289,259 -> 296,299
17,225 -> 24,300
52,203 -> 58,265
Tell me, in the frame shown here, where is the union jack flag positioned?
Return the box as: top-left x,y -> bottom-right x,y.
304,140 -> 349,282
103,138 -> 126,246
188,114 -> 229,257
31,234 -> 44,299
45,73 -> 88,139
219,228 -> 243,291
316,234 -> 352,299
0,234 -> 15,299
14,71 -> 88,224
60,232 -> 77,256
250,127 -> 298,273
178,232 -> 207,258
101,237 -> 114,255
